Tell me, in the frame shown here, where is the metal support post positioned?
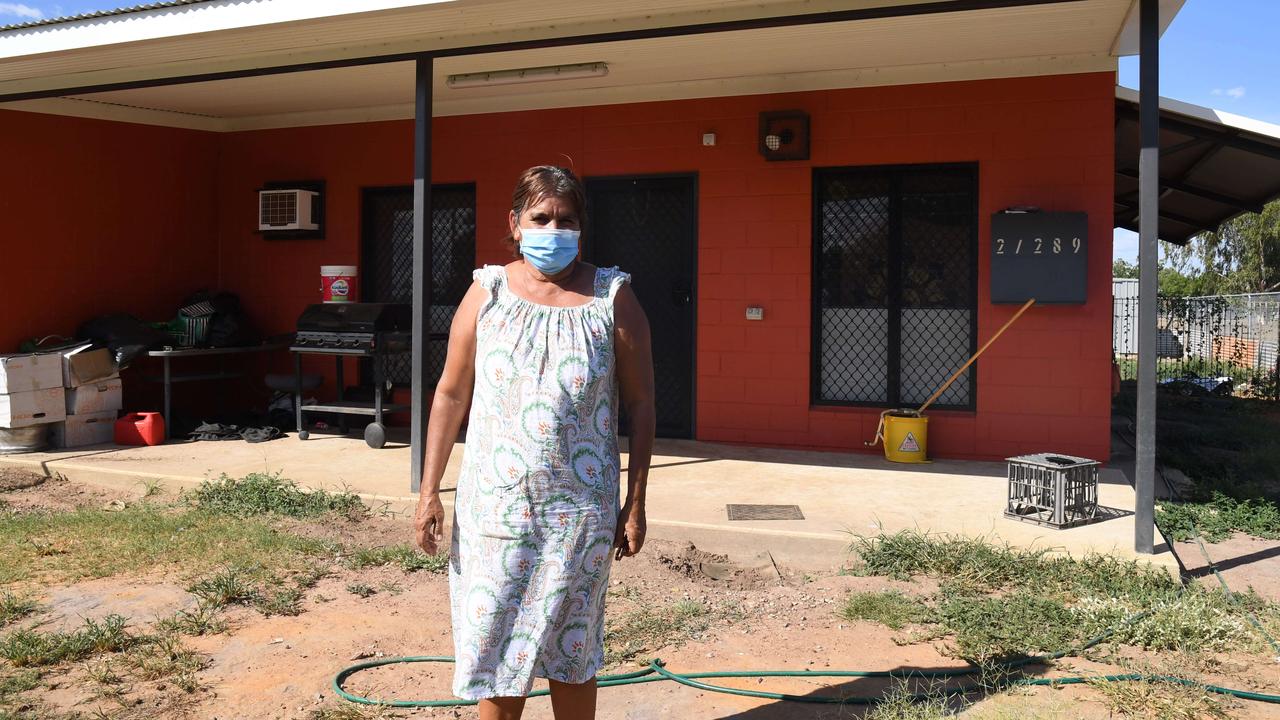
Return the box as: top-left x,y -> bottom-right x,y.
1135,0 -> 1160,554
410,55 -> 434,494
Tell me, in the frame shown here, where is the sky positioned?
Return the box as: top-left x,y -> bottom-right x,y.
2,0 -> 1277,265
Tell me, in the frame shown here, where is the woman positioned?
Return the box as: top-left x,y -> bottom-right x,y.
414,165 -> 655,720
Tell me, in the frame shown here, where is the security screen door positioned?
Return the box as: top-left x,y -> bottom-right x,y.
585,174 -> 697,438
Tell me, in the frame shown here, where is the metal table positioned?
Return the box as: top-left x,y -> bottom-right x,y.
145,342 -> 287,440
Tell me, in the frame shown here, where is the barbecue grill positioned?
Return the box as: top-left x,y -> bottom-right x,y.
291,303 -> 411,448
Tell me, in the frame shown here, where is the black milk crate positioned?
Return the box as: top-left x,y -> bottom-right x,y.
1004,453 -> 1099,529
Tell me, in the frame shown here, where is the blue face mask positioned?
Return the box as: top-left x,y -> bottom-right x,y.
519,227 -> 580,275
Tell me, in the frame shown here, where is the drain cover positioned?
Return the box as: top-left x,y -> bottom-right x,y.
726,504 -> 805,521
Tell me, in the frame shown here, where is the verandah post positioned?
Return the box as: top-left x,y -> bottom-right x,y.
1135,0 -> 1159,554
410,55 -> 434,494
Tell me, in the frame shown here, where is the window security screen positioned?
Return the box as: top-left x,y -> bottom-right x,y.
813,165 -> 977,409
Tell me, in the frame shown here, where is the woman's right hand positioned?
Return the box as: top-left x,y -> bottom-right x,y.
414,492 -> 447,555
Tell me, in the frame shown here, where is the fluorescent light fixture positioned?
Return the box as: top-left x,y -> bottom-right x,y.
446,62 -> 609,89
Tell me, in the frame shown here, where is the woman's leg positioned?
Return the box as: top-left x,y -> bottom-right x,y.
548,678 -> 597,720
479,697 -> 526,720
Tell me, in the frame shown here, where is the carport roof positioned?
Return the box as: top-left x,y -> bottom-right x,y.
1115,86 -> 1280,245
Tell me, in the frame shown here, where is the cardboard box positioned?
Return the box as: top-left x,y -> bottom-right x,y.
62,346 -> 117,388
65,378 -> 123,415
0,354 -> 64,394
0,387 -> 66,428
51,411 -> 117,448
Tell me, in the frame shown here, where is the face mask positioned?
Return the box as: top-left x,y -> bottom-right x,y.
518,227 -> 580,275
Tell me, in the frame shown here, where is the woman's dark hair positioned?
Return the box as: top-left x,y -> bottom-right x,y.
504,165 -> 586,256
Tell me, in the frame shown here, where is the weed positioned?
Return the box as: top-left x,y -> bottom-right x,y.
377,581 -> 403,596
1087,675 -> 1234,719
155,603 -> 226,637
1157,493 -> 1280,542
255,587 -> 305,617
0,593 -> 38,627
187,568 -> 260,609
866,678 -> 951,720
137,479 -> 166,499
605,599 -> 715,665
346,583 -> 376,598
83,659 -> 124,687
1073,594 -> 1256,653
842,591 -> 933,630
0,615 -> 136,667
343,545 -> 446,573
0,669 -> 39,697
309,705 -> 394,720
123,633 -> 206,693
191,472 -> 365,519
938,593 -> 1078,662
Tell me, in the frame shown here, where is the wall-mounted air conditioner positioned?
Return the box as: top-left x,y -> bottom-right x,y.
258,189 -> 319,231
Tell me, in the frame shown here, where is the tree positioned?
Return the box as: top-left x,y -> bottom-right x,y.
1196,200 -> 1280,294
1113,258 -> 1139,278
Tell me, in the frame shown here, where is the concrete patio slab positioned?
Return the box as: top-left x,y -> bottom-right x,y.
0,432 -> 1177,572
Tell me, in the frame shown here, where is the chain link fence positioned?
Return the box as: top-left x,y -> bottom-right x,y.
1113,292 -> 1280,399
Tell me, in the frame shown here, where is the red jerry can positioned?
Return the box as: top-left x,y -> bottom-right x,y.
115,412 -> 165,446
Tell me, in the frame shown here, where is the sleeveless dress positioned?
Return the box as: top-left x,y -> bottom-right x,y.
448,263 -> 630,700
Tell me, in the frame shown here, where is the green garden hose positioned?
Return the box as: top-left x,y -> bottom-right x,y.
332,604 -> 1280,708
334,423 -> 1280,709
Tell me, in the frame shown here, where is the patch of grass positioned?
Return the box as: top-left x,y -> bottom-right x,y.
866,679 -> 951,720
190,472 -> 365,519
0,593 -> 38,628
187,567 -> 260,609
155,603 -> 226,637
605,599 -> 715,665
849,531 -> 1280,663
346,583 -> 376,598
0,504 -> 335,585
255,587 -> 304,617
841,591 -> 933,630
0,615 -> 137,667
123,633 -> 206,693
938,592 -> 1079,662
1156,493 -> 1280,542
343,545 -> 446,573
851,531 -> 1179,601
1087,676 -> 1234,719
0,669 -> 40,697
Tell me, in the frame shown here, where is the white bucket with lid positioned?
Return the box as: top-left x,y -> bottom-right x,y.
320,265 -> 357,303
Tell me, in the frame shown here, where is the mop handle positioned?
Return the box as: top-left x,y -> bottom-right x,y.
916,298 -> 1036,415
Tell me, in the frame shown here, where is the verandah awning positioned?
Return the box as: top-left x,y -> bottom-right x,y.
1115,86 -> 1280,245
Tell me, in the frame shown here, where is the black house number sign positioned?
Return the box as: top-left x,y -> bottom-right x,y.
990,211 -> 1088,304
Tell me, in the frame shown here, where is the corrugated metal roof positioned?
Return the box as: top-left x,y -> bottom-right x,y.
0,1 -> 214,32
1114,86 -> 1280,245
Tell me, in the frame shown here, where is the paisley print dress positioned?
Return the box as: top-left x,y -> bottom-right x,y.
448,263 -> 630,700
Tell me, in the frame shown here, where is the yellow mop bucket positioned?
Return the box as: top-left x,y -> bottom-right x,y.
864,298 -> 1038,464
868,409 -> 929,463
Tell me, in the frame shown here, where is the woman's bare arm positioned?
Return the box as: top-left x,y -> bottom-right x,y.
612,283 -> 655,559
414,280 -> 485,554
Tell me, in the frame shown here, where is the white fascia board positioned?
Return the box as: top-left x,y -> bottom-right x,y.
7,54 -> 1117,133
1111,0 -> 1185,56
1115,85 -> 1280,142
0,0 -> 453,58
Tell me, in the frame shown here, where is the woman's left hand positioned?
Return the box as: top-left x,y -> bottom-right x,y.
614,504 -> 646,560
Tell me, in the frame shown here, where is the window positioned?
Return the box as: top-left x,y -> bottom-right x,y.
362,184 -> 477,386
812,165 -> 977,409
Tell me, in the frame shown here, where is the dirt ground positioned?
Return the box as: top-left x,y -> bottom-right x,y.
3,470 -> 1280,720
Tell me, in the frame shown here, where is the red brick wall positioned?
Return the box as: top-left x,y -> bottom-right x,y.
4,72 -> 1112,460
217,72 -> 1114,460
0,110 -> 219,353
